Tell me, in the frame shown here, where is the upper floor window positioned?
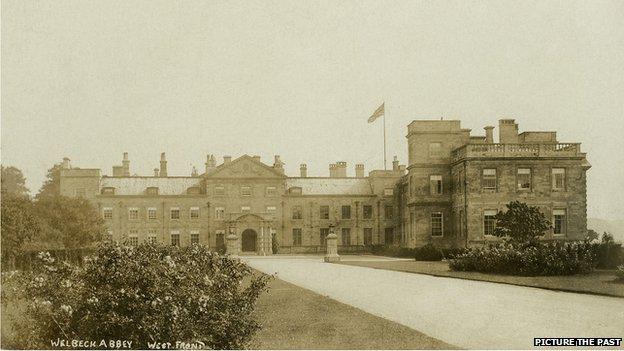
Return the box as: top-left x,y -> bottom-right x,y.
552,168 -> 566,190
190,207 -> 200,219
385,205 -> 394,220
128,208 -> 139,220
266,206 -> 277,214
102,207 -> 113,220
320,205 -> 330,219
428,142 -> 443,158
363,205 -> 373,219
341,205 -> 351,219
384,188 -> 394,196
430,175 -> 443,195
241,206 -> 251,214
292,206 -> 302,219
101,187 -> 115,195
483,210 -> 497,236
146,187 -> 159,196
517,168 -> 532,190
553,209 -> 567,236
482,169 -> 497,189
292,228 -> 302,246
75,188 -> 86,198
241,186 -> 252,196
266,186 -> 277,196
170,207 -> 180,220
431,212 -> 443,237
147,207 -> 157,220
215,207 -> 225,220
214,185 -> 225,196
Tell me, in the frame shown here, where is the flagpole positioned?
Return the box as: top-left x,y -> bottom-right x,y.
383,103 -> 387,170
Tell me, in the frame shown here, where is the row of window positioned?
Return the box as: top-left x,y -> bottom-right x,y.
104,207 -> 202,220
290,227 -> 380,246
293,204 -> 393,220
482,209 -> 567,236
108,229 -> 202,246
212,185 -> 278,196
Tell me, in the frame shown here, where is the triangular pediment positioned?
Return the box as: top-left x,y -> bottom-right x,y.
205,155 -> 285,178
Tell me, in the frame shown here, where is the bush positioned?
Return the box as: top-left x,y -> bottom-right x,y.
616,265 -> 624,281
449,242 -> 595,276
413,244 -> 466,261
589,236 -> 623,269
2,243 -> 271,349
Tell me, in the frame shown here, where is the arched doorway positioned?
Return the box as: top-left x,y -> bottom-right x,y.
241,229 -> 257,252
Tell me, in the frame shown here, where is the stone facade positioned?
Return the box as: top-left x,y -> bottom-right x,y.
59,118 -> 590,252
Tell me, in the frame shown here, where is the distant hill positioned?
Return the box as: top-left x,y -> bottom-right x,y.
587,218 -> 624,243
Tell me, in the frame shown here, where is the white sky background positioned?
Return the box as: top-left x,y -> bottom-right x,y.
1,0 -> 623,219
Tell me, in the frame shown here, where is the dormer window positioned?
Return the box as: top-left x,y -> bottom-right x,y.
288,187 -> 302,195
146,187 -> 159,196
101,187 -> 116,195
241,186 -> 252,196
187,186 -> 201,195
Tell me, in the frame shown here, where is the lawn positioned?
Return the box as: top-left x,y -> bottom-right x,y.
249,276 -> 454,350
337,259 -> 624,298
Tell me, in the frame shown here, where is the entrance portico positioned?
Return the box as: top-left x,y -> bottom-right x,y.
225,213 -> 275,255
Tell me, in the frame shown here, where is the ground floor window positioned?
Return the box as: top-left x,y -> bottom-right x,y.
341,228 -> 351,245
216,231 -> 225,250
190,230 -> 200,244
320,228 -> 329,246
171,231 -> 180,246
384,227 -> 394,244
431,213 -> 443,237
553,209 -> 567,236
364,228 -> 373,245
292,228 -> 302,246
483,210 -> 497,236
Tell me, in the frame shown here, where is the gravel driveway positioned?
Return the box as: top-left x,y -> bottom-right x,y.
244,256 -> 624,349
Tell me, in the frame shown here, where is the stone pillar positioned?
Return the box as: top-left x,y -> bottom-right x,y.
324,230 -> 340,263
260,226 -> 266,256
226,231 -> 239,257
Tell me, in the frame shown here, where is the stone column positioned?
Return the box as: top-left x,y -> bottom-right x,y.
226,229 -> 239,257
324,228 -> 340,263
260,226 -> 266,256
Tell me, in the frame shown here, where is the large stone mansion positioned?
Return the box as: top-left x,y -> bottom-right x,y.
59,118 -> 590,254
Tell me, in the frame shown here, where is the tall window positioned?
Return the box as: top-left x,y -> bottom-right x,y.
292,206 -> 302,219
364,228 -> 373,245
553,209 -> 567,236
190,230 -> 200,244
103,207 -> 113,220
431,212 -> 443,237
483,210 -> 497,236
385,205 -> 394,220
190,207 -> 200,219
320,205 -> 330,219
128,208 -> 139,220
241,186 -> 252,196
214,185 -> 225,196
482,169 -> 497,189
429,142 -> 443,158
517,168 -> 531,190
410,212 -> 416,239
215,207 -> 225,220
292,228 -> 302,246
320,228 -> 329,246
147,207 -> 157,220
363,205 -> 373,219
266,186 -> 277,196
552,168 -> 565,190
384,227 -> 394,244
341,205 -> 351,219
170,207 -> 180,220
147,229 -> 157,244
171,230 -> 180,246
341,228 -> 351,246
430,175 -> 443,195
128,230 -> 139,246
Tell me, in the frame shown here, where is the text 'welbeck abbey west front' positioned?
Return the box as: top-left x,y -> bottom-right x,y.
59,118 -> 589,254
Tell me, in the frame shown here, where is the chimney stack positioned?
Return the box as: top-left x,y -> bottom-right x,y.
498,119 -> 519,144
329,161 -> 347,178
223,155 -> 232,164
392,156 -> 399,171
191,166 -> 198,177
61,157 -> 71,170
355,164 -> 365,178
159,152 -> 168,177
153,168 -> 159,177
273,155 -> 284,173
205,154 -> 216,174
484,126 -> 495,144
122,152 -> 130,176
252,155 -> 261,162
300,164 -> 307,177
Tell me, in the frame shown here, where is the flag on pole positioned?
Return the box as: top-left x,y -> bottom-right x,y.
367,102 -> 385,123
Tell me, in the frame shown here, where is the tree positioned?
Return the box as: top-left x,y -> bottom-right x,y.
36,163 -> 62,199
34,196 -> 106,249
1,165 -> 29,197
493,201 -> 551,246
586,229 -> 599,242
1,194 -> 40,269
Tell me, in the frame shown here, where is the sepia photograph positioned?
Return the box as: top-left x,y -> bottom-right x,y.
1,0 -> 623,350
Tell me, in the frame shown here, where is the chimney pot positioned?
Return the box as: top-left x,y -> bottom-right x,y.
300,163 -> 307,177
159,152 -> 168,177
392,156 -> 400,171
62,157 -> 71,169
484,126 -> 495,143
355,164 -> 365,178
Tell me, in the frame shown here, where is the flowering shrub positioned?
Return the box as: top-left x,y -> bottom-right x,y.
449,242 -> 596,276
2,243 -> 271,349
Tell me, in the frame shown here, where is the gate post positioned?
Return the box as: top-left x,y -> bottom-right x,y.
324,227 -> 340,263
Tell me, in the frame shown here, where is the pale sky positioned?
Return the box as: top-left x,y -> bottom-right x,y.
2,0 -> 623,219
